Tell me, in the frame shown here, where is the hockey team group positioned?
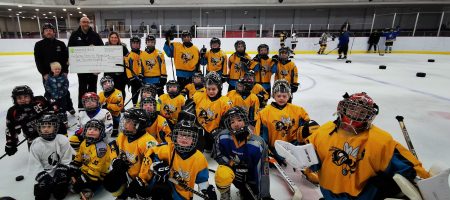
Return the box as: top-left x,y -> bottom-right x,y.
2,17 -> 445,200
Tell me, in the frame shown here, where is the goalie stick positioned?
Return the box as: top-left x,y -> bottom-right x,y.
268,157 -> 303,200
395,116 -> 418,158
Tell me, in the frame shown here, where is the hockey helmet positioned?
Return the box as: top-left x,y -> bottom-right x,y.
83,119 -> 106,145
337,92 -> 379,134
37,113 -> 59,141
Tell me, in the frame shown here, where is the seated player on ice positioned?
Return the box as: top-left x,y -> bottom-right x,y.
136,83 -> 161,111
140,96 -> 172,144
226,77 -> 260,125
181,71 -> 206,100
213,107 -> 272,200
159,80 -> 185,129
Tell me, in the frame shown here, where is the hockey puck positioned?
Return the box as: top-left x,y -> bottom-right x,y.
379,65 -> 387,69
416,72 -> 426,77
15,175 -> 24,181
428,59 -> 435,62
345,60 -> 352,63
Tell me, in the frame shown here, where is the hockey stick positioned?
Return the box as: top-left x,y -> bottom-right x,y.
168,177 -> 209,199
395,116 -> 418,159
115,64 -> 145,108
268,157 -> 302,200
0,138 -> 27,160
325,47 -> 338,55
208,168 -> 258,200
348,33 -> 356,55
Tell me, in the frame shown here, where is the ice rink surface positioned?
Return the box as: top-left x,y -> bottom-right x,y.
1,52 -> 449,199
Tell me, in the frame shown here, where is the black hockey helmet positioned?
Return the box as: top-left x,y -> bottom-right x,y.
100,75 -> 115,92
11,85 -> 34,105
140,83 -> 158,98
205,71 -> 222,91
210,37 -> 221,46
83,119 -> 106,145
172,119 -> 200,154
257,44 -> 269,53
42,23 -> 55,32
166,80 -> 181,97
120,108 -> 151,140
222,106 -> 250,140
236,77 -> 254,96
130,35 -> 141,44
140,97 -> 158,123
279,47 -> 290,55
234,40 -> 246,51
37,113 -> 59,141
244,70 -> 256,82
145,35 -> 156,42
181,31 -> 192,38
192,71 -> 205,87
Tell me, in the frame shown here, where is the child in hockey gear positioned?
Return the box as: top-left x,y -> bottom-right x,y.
70,92 -> 113,151
193,71 -> 232,151
44,62 -> 69,121
291,32 -> 298,53
124,35 -> 144,106
182,71 -> 206,99
136,83 -> 161,111
226,77 -> 260,124
70,119 -> 111,199
99,76 -> 124,137
29,114 -> 74,200
5,85 -> 64,156
160,80 -> 185,127
383,27 -> 400,53
367,30 -> 381,53
133,119 -> 216,200
273,48 -> 299,95
337,27 -> 350,59
279,31 -> 287,48
200,37 -> 228,77
103,108 -> 158,199
244,70 -> 269,108
140,35 -> 167,96
164,30 -> 200,89
250,44 -> 276,94
226,40 -> 251,91
255,79 -> 310,166
318,32 -> 333,54
140,97 -> 172,143
304,92 -> 430,199
214,107 -> 272,200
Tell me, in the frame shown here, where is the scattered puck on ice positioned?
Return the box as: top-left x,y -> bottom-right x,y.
15,175 -> 24,181
379,65 -> 387,69
428,59 -> 435,62
379,53 -> 385,56
345,60 -> 352,63
416,72 -> 426,77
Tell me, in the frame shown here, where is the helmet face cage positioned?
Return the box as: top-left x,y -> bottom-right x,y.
210,37 -> 221,47
120,117 -> 138,137
234,40 -> 246,51
272,79 -> 291,98
141,84 -> 157,98
120,109 -> 150,138
166,81 -> 180,96
37,114 -> 59,141
140,97 -> 157,115
83,120 -> 106,145
257,44 -> 269,54
146,35 -> 156,42
100,76 -> 115,92
205,71 -> 222,89
337,93 -> 378,133
237,78 -> 253,95
172,121 -> 198,154
224,108 -> 249,132
82,92 -> 100,111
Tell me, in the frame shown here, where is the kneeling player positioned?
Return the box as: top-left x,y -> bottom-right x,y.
214,107 -> 272,200
305,92 -> 430,199
182,71 -> 206,100
29,114 -> 74,200
129,120 -> 216,199
70,119 -> 111,199
141,96 -> 172,143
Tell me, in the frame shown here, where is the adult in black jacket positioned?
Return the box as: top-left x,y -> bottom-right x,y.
68,17 -> 104,110
367,30 -> 381,52
34,23 -> 75,114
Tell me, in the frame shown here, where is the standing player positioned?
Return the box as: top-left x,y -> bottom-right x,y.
317,32 -> 333,55
255,80 -> 310,165
383,27 -> 400,53
337,26 -> 350,59
98,76 -> 124,137
272,47 -> 299,98
159,80 -> 185,128
140,35 -> 167,96
291,32 -> 298,54
192,71 -> 232,152
250,44 -> 275,95
226,77 -> 260,124
305,92 -> 430,199
279,31 -> 287,48
103,108 -> 158,199
200,37 -> 228,77
214,107 -> 272,200
140,97 -> 172,144
29,114 -> 74,200
124,36 -> 144,106
226,40 -> 251,92
130,119 -> 216,200
164,31 -> 200,89
182,71 -> 206,100
244,70 -> 269,108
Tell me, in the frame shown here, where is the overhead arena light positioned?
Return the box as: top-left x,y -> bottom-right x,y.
8,9 -> 12,11
77,7 -> 81,10
63,8 -> 67,11
35,9 -> 39,11
18,5 -> 23,8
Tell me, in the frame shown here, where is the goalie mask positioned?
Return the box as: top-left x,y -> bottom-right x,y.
222,107 -> 250,141
337,92 -> 379,134
37,113 -> 59,141
172,120 -> 199,154
83,119 -> 106,145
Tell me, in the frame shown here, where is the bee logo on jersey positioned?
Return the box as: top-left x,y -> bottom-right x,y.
145,58 -> 156,69
261,64 -> 270,77
163,104 -> 177,115
280,69 -> 289,78
199,108 -> 218,125
272,117 -> 294,137
48,152 -> 61,166
181,53 -> 193,64
119,150 -> 138,165
82,153 -> 91,165
175,168 -> 191,182
210,57 -> 223,66
233,63 -> 242,73
329,142 -> 365,176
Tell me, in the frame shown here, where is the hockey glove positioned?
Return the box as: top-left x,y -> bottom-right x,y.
159,77 -> 168,88
112,158 -> 130,173
72,173 -> 90,193
127,177 -> 148,198
54,164 -> 70,185
252,55 -> 261,63
271,55 -> 279,63
151,160 -> 170,183
5,144 -> 17,156
35,171 -> 54,186
233,164 -> 249,184
239,56 -> 250,66
291,83 -> 299,93
202,185 -> 218,200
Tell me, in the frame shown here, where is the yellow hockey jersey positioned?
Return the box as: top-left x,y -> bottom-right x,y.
145,115 -> 172,144
255,103 -> 310,148
250,57 -> 275,84
193,92 -> 232,133
226,90 -> 260,122
275,60 -> 298,85
205,50 -> 227,74
306,121 -> 430,197
159,94 -> 185,125
110,132 -> 158,178
172,42 -> 200,72
72,140 -> 111,181
139,143 -> 210,200
98,89 -> 124,117
251,83 -> 269,102
140,49 -> 167,78
183,83 -> 206,100
124,51 -> 144,79
227,53 -> 251,83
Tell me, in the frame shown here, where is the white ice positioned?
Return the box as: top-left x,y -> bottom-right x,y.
1,53 -> 450,199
